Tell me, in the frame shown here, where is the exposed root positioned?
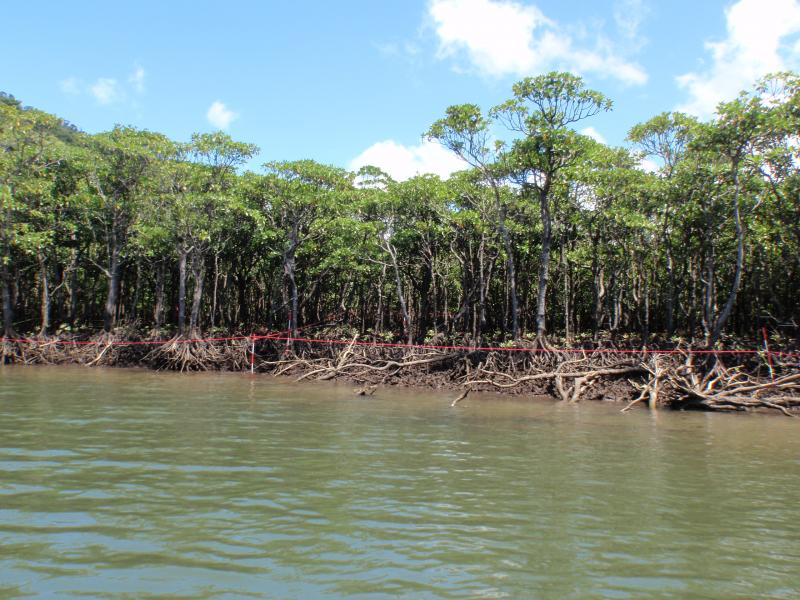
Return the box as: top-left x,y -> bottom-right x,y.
6,332 -> 799,416
465,365 -> 645,390
450,388 -> 471,407
146,336 -> 248,372
669,355 -> 800,415
354,385 -> 377,396
2,339 -> 21,364
621,386 -> 649,413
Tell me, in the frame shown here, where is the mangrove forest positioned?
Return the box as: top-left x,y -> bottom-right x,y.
2,71 -> 799,413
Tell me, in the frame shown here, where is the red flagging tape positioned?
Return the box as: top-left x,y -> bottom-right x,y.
1,336 -> 251,346
5,333 -> 798,359
250,335 -> 800,358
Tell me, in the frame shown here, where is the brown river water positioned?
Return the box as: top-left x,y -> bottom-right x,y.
1,365 -> 799,598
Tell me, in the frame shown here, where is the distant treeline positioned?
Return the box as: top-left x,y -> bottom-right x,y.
1,71 -> 799,347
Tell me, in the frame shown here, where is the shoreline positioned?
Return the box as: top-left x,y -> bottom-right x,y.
3,335 -> 798,416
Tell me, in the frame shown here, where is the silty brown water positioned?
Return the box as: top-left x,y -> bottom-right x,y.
1,365 -> 799,598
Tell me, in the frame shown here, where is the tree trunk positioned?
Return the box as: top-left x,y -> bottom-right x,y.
2,261 -> 15,338
67,248 -> 79,327
688,256 -> 698,341
562,245 -> 572,344
1,184 -> 16,338
211,254 -> 219,329
702,246 -> 715,346
283,221 -> 300,338
375,263 -> 385,335
53,261 -> 65,326
38,252 -> 50,336
642,269 -> 650,346
417,257 -> 433,343
189,251 -> 205,335
130,259 -> 141,323
665,239 -> 676,337
153,262 -> 165,330
710,168 -> 745,347
493,185 -> 519,339
103,243 -> 122,333
237,271 -> 249,330
177,248 -> 188,336
385,240 -> 411,345
477,235 -> 488,342
535,186 -> 553,344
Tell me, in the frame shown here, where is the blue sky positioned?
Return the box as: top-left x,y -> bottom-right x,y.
3,0 -> 800,178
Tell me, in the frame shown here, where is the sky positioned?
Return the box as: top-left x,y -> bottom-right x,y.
3,0 -> 800,179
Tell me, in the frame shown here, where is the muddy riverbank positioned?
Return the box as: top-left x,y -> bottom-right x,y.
4,333 -> 799,415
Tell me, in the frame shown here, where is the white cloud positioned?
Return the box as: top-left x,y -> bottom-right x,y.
349,139 -> 467,181
128,66 -> 145,94
580,126 -> 607,144
206,101 -> 238,130
677,0 -> 800,118
63,68 -> 146,106
59,77 -> 80,95
90,78 -> 123,105
638,157 -> 659,174
376,41 -> 421,58
430,0 -> 549,75
428,0 -> 647,85
613,0 -> 649,51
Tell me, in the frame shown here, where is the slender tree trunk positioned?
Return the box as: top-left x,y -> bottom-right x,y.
103,242 -> 122,334
710,168 -> 745,347
54,261 -> 65,326
590,228 -> 601,339
689,256 -> 698,341
535,186 -> 553,344
702,249 -> 715,346
610,273 -> 622,334
592,266 -> 605,342
130,259 -> 141,323
375,263 -> 385,335
442,272 -> 449,332
451,239 -> 470,335
642,269 -> 651,346
562,245 -> 572,344
665,239 -> 676,337
154,261 -> 165,330
1,185 -> 16,338
634,250 -> 650,346
431,259 -> 439,335
237,271 -> 249,329
211,254 -> 219,329
385,240 -> 411,345
67,247 -> 79,327
283,222 -> 300,338
477,235 -> 488,340
417,257 -> 433,343
288,261 -> 298,338
38,252 -> 50,336
1,260 -> 15,338
189,251 -> 205,335
177,247 -> 188,336
492,185 -> 519,339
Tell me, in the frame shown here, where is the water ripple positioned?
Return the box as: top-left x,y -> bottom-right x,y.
1,366 -> 799,598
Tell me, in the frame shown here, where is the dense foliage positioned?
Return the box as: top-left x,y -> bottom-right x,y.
2,72 -> 799,348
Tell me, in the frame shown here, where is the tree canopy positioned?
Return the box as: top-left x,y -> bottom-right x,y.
2,72 -> 799,349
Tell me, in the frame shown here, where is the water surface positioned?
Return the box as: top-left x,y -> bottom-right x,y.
1,366 -> 799,598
